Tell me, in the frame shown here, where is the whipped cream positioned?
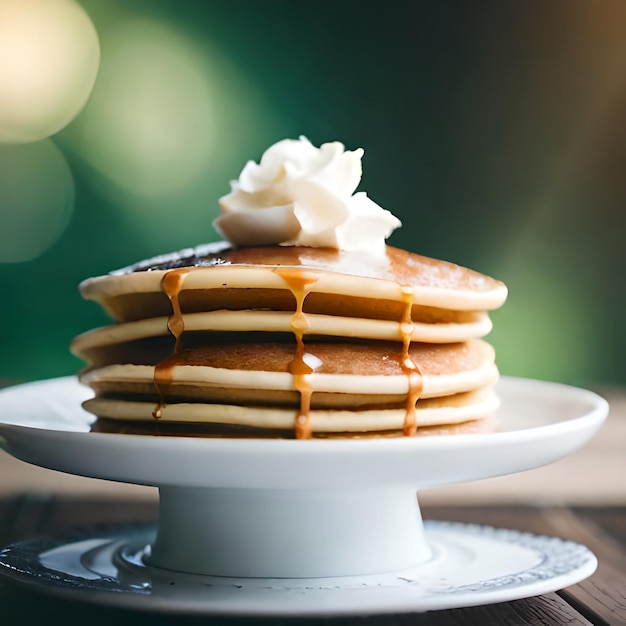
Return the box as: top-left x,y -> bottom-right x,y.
214,137 -> 401,255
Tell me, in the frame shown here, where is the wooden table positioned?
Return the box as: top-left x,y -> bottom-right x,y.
0,497 -> 623,625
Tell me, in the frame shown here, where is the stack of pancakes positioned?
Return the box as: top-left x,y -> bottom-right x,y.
72,242 -> 507,439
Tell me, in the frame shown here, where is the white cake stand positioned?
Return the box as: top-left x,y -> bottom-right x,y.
0,376 -> 608,614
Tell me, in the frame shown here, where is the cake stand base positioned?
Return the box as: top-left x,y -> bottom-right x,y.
148,487 -> 429,578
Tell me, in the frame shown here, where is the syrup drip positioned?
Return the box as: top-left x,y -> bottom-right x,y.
153,268 -> 192,419
399,284 -> 422,436
275,268 -> 323,439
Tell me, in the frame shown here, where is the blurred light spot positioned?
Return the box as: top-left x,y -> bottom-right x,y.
69,19 -> 216,198
489,262 -> 594,385
0,140 -> 75,263
0,0 -> 100,144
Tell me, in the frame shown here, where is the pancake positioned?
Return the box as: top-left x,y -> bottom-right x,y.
71,308 -> 492,357
90,415 -> 498,439
80,243 -> 507,323
84,385 -> 499,434
79,339 -> 498,405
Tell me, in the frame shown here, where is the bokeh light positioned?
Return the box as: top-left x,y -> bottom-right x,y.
0,0 -> 100,144
66,18 -> 215,198
0,139 -> 75,263
57,9 -> 284,250
489,259 -> 595,385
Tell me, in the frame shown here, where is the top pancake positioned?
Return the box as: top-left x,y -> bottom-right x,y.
80,242 -> 508,323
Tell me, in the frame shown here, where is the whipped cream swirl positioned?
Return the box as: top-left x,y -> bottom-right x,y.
214,137 -> 401,255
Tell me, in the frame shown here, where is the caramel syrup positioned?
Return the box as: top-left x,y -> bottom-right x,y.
399,285 -> 422,436
153,268 -> 192,419
274,268 -> 323,439
148,263 -> 421,439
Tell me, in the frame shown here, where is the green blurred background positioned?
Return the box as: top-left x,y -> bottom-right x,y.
1,0 -> 625,387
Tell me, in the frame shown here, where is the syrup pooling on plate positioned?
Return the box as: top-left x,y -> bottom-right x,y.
153,268 -> 192,419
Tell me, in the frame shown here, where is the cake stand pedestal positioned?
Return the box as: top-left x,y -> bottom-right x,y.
150,486 -> 428,577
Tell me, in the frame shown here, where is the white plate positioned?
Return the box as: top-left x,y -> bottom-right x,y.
0,376 -> 608,490
0,520 -> 597,616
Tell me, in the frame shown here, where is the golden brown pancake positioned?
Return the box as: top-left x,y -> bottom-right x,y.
79,243 -> 507,321
90,415 -> 498,439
